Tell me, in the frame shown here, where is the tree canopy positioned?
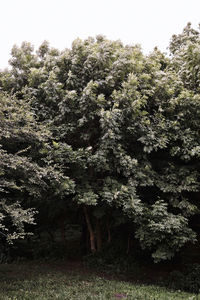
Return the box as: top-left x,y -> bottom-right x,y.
0,24 -> 200,262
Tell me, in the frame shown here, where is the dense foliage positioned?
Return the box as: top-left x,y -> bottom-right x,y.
0,92 -> 74,242
0,23 -> 200,262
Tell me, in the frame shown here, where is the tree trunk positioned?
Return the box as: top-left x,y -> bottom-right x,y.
127,234 -> 131,254
107,215 -> 111,243
81,223 -> 88,255
60,216 -> 66,243
96,218 -> 102,251
47,229 -> 55,243
83,205 -> 96,253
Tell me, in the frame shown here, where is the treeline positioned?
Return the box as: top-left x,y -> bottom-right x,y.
0,23 -> 200,262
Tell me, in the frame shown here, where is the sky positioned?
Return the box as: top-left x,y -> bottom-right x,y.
0,0 -> 199,69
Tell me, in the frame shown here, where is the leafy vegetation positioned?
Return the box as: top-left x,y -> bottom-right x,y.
168,264 -> 200,294
0,92 -> 74,243
0,23 -> 200,266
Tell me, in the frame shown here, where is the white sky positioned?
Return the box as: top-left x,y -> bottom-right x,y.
0,0 -> 199,69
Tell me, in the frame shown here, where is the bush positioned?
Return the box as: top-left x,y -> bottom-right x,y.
168,263 -> 200,293
83,242 -> 146,277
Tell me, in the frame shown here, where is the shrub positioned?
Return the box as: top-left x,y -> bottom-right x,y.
168,263 -> 200,293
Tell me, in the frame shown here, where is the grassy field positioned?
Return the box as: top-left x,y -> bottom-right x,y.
0,262 -> 198,300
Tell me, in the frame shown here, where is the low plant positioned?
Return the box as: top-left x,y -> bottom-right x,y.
0,262 -> 195,299
167,263 -> 200,293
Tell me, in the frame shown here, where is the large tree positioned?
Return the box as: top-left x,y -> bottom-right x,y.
0,26 -> 200,261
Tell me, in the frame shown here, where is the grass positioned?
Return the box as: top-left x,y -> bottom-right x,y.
0,262 -> 198,300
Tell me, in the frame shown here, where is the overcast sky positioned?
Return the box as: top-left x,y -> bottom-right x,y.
0,0 -> 199,69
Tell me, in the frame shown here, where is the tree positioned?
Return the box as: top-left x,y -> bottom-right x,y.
0,26 -> 199,262
169,22 -> 200,93
0,92 -> 74,242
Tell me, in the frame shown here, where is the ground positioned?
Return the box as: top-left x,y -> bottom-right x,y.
0,261 -> 197,299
